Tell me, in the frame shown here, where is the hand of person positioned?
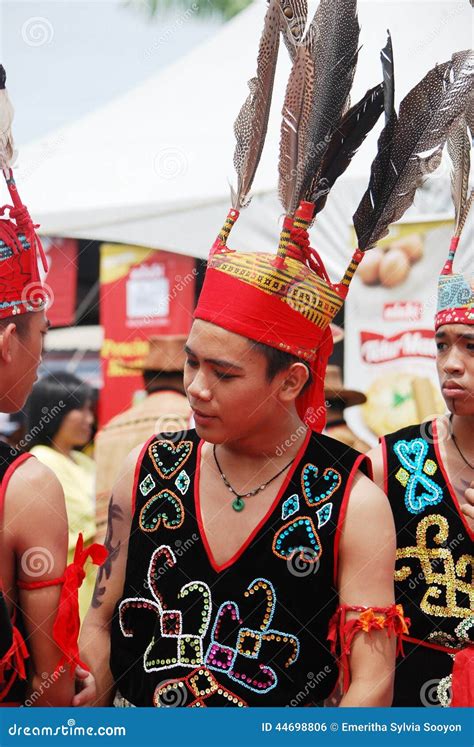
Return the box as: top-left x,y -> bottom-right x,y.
462,481 -> 474,521
72,665 -> 96,707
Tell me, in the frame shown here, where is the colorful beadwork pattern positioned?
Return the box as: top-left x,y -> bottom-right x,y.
153,668 -> 248,707
119,545 -> 212,674
301,464 -> 341,507
204,578 -> 299,694
149,440 -> 193,480
272,517 -> 321,564
175,469 -> 191,496
393,438 -> 443,514
281,494 -> 300,520
394,514 -> 473,620
316,502 -> 333,528
139,489 -> 185,532
140,474 -> 156,497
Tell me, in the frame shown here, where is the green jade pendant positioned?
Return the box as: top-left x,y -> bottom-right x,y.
232,497 -> 246,512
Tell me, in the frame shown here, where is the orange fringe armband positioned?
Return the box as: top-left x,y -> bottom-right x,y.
327,604 -> 410,693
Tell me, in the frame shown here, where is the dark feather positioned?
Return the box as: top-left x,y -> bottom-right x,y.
299,0 -> 360,199
311,83 -> 384,214
354,50 -> 474,251
232,0 -> 281,209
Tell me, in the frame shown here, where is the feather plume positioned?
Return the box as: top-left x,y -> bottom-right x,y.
278,44 -> 315,215
448,115 -> 473,237
353,50 -> 474,251
299,0 -> 360,200
231,0 -> 281,209
0,65 -> 15,171
311,83 -> 385,215
279,0 -> 308,61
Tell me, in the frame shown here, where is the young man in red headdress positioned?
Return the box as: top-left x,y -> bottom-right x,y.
0,66 -> 103,706
369,242 -> 474,707
80,197 -> 407,707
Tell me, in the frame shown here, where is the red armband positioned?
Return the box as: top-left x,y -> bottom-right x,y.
328,603 -> 410,693
18,533 -> 108,676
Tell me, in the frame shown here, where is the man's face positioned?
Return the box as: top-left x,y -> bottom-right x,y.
184,320 -> 284,443
0,311 -> 49,412
436,323 -> 474,416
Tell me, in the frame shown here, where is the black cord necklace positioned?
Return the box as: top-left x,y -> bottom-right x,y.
213,444 -> 294,512
449,414 -> 474,470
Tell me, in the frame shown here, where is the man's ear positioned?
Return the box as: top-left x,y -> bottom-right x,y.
0,323 -> 16,364
278,362 -> 310,403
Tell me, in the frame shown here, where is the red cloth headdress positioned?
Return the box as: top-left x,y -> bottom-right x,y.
195,202 -> 363,432
0,66 -> 48,321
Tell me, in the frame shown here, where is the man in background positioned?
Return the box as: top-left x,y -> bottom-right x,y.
94,335 -> 190,540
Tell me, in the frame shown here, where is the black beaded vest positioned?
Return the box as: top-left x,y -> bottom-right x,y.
110,429 -> 368,707
382,421 -> 473,707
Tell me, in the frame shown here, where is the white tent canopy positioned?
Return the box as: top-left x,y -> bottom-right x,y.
18,0 -> 473,276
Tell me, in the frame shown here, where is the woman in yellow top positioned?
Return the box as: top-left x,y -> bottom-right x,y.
26,373 -> 97,622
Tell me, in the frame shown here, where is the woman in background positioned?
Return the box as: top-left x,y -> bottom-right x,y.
26,373 -> 97,621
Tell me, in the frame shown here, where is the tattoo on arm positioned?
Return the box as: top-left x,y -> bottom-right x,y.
91,495 -> 124,609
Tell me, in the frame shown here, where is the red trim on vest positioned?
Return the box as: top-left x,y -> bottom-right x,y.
333,453 -> 369,586
195,430 -> 312,573
451,645 -> 474,707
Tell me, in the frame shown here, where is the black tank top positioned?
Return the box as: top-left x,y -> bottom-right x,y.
110,429 -> 368,707
382,422 -> 473,707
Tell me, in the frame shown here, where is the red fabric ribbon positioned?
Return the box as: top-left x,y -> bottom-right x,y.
51,533 -> 108,675
327,604 -> 410,693
451,645 -> 474,707
0,624 -> 29,703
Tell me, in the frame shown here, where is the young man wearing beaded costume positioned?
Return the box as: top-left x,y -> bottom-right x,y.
0,66 -> 104,706
369,230 -> 474,707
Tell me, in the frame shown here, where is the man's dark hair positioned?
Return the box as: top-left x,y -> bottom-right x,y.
252,341 -> 312,392
143,370 -> 185,396
25,372 -> 93,448
0,312 -> 33,340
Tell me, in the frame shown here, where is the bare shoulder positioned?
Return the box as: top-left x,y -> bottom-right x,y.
342,470 -> 395,560
5,457 -> 68,581
6,456 -> 65,513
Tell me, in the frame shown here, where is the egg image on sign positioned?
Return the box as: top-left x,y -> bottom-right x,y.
358,233 -> 425,287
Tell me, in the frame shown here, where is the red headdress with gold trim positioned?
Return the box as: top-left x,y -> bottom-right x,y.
0,65 -> 48,321
195,2 -> 474,431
